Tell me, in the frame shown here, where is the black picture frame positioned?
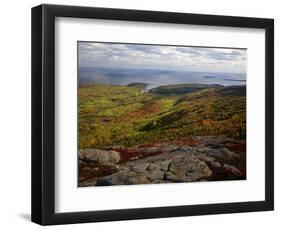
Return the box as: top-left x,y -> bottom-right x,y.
31,4 -> 274,225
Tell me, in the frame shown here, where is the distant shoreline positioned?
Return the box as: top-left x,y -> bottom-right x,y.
224,79 -> 246,82
79,82 -> 246,94
203,76 -> 216,79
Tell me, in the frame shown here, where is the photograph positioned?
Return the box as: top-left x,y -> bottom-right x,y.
30,3 -> 274,225
78,42 -> 247,187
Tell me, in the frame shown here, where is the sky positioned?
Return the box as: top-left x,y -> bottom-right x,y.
78,42 -> 247,73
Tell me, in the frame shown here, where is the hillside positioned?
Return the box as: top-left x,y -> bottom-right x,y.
149,83 -> 224,95
78,83 -> 246,149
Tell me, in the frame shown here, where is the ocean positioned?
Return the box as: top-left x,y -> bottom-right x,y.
79,67 -> 246,90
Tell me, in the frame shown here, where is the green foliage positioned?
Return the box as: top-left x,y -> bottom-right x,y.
127,82 -> 148,89
79,83 -> 246,149
149,83 -> 224,95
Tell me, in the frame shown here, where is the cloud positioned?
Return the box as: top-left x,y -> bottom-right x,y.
78,42 -> 246,73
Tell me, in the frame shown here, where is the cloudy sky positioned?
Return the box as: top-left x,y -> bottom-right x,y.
78,42 -> 246,73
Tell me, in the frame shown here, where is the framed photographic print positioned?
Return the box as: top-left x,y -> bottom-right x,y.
31,4 -> 274,225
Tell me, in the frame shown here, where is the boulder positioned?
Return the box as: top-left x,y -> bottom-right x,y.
197,147 -> 238,160
96,170 -> 135,186
79,149 -> 120,165
219,147 -> 239,158
95,151 -> 212,185
196,154 -> 221,169
147,163 -> 161,171
164,171 -> 185,182
126,175 -> 150,185
223,164 -> 242,176
167,154 -> 212,182
147,170 -> 165,181
131,146 -> 162,155
96,170 -> 151,185
157,160 -> 172,171
130,163 -> 150,173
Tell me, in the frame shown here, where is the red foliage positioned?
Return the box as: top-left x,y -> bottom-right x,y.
171,137 -> 199,146
126,102 -> 159,118
227,142 -> 246,153
79,162 -> 117,183
107,145 -> 164,163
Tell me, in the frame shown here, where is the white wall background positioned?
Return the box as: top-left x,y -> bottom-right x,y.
0,0 -> 279,228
